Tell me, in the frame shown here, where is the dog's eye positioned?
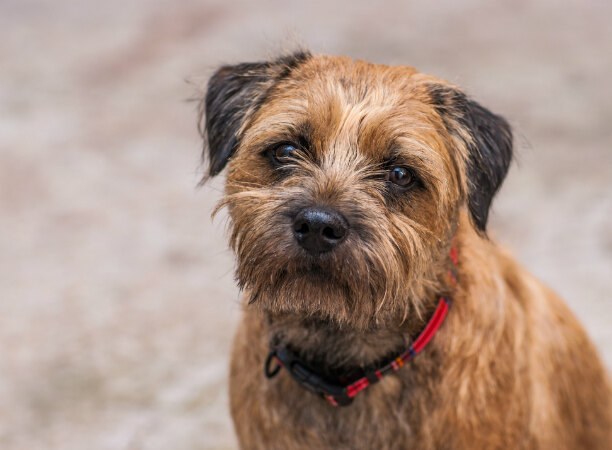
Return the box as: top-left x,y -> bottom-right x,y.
387,166 -> 415,187
269,144 -> 299,166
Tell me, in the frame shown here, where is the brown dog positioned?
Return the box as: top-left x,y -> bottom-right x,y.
199,51 -> 612,449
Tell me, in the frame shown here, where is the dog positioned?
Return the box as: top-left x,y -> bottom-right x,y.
198,51 -> 612,449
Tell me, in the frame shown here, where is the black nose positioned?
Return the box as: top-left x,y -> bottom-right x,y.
292,207 -> 348,254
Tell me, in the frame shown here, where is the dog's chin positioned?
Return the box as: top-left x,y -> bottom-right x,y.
246,263 -> 350,303
289,263 -> 341,284
239,259 -> 412,330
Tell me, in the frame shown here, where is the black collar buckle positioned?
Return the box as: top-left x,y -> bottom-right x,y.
265,348 -> 353,406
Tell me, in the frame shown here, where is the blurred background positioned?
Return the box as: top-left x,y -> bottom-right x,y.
1,0 -> 611,448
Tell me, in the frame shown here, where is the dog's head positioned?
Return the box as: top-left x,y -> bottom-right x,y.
200,52 -> 512,329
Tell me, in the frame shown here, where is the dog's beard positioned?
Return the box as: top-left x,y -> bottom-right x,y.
220,195 -> 444,331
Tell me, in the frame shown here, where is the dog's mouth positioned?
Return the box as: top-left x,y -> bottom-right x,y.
272,263 -> 350,293
290,263 -> 337,281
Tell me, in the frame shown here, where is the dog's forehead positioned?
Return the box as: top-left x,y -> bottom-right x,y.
250,56 -> 446,161
289,56 -> 420,99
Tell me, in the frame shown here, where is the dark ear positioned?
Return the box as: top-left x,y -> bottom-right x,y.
199,51 -> 311,177
428,85 -> 513,231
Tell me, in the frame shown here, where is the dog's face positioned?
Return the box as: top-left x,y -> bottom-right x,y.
200,52 -> 512,329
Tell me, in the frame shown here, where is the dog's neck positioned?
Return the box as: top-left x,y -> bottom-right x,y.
265,298 -> 441,380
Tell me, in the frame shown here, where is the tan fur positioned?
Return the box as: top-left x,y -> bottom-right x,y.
204,54 -> 612,449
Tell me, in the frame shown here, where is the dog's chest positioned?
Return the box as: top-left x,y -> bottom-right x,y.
229,314 -> 449,450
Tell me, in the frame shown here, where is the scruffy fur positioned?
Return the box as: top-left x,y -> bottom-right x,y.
199,52 -> 612,449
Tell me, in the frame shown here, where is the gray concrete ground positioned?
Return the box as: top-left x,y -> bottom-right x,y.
1,1 -> 610,448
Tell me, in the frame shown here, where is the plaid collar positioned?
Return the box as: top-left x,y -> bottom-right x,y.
264,245 -> 459,407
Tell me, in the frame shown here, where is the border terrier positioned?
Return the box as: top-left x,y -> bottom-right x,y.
199,51 -> 612,449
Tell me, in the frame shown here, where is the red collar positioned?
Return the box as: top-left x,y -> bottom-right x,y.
264,245 -> 459,407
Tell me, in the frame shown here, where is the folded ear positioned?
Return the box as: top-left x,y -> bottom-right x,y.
428,85 -> 513,231
199,51 -> 311,178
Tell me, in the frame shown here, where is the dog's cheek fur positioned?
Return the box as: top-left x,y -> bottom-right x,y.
427,84 -> 513,232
